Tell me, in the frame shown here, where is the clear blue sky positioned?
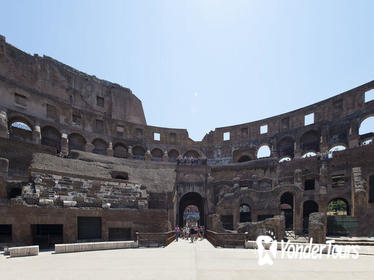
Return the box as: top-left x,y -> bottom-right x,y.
1,0 -> 373,140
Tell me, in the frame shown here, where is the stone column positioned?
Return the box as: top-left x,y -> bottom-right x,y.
348,121 -> 360,148
294,139 -> 301,158
33,124 -> 41,144
128,146 -> 133,159
145,149 -> 152,161
308,212 -> 327,244
320,126 -> 329,155
162,151 -> 169,162
85,143 -> 94,153
351,167 -> 367,217
60,133 -> 69,156
107,142 -> 113,157
0,158 -> 9,199
0,109 -> 9,139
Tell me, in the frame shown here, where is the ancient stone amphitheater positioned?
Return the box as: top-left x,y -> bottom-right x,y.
0,35 -> 374,247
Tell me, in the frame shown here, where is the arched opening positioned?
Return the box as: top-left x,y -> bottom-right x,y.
183,150 -> 200,159
113,143 -> 128,158
359,116 -> 374,145
178,192 -> 204,227
41,126 -> 61,152
8,118 -> 33,142
279,157 -> 291,163
303,200 -> 319,233
280,192 -> 294,230
327,198 -> 349,216
183,205 -> 200,227
257,145 -> 271,159
168,149 -> 179,162
302,151 -> 317,158
300,130 -> 320,154
328,145 -> 346,158
239,204 -> 251,223
92,138 -> 108,155
68,133 -> 86,151
278,136 -> 294,158
151,148 -> 163,161
238,155 -> 252,163
133,146 -> 145,160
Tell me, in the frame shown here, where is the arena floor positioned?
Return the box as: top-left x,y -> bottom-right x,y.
1,239 -> 374,280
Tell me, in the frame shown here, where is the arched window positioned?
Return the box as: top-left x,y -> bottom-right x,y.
9,120 -> 33,142
168,149 -> 179,162
239,204 -> 251,223
41,126 -> 61,152
92,139 -> 108,155
359,116 -> 374,135
279,157 -> 291,163
184,150 -> 200,158
257,145 -> 271,159
328,145 -> 346,158
277,136 -> 294,158
151,148 -> 163,161
327,198 -> 349,216
302,151 -> 317,158
133,146 -> 146,160
300,130 -> 320,153
238,155 -> 252,162
113,143 -> 128,158
68,133 -> 86,151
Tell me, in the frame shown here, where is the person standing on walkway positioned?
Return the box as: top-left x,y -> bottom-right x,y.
190,226 -> 195,243
174,226 -> 181,242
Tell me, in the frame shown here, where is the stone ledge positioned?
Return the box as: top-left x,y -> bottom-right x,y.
9,246 -> 39,257
55,241 -> 138,253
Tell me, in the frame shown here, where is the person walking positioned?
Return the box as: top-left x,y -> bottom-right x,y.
174,226 -> 181,242
189,226 -> 195,243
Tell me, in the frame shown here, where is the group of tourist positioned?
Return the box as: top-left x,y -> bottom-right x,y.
174,225 -> 204,243
176,155 -> 207,165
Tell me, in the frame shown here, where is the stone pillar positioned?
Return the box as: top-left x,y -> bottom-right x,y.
320,126 -> 329,155
0,158 -> 9,199
351,167 -> 367,217
348,121 -> 360,148
128,146 -> 133,159
294,193 -> 304,235
60,133 -> 69,155
162,151 -> 168,162
85,143 -> 94,153
294,139 -> 301,158
308,212 -> 327,244
33,124 -> 41,144
0,109 -> 9,139
107,142 -> 113,157
294,169 -> 302,188
145,149 -> 152,161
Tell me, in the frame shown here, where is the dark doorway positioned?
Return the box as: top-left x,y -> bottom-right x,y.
31,224 -> 63,249
280,192 -> 294,230
303,200 -> 319,233
178,192 -> 204,226
78,217 -> 102,241
109,228 -> 132,241
0,224 -> 12,243
239,204 -> 251,223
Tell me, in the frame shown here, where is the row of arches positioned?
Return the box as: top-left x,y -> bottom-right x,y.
239,193 -> 349,233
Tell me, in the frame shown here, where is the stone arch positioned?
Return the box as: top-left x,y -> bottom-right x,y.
327,144 -> 346,158
302,200 -> 319,233
327,198 -> 350,216
8,116 -> 33,142
68,133 -> 86,151
113,143 -> 128,158
133,146 -> 146,159
41,126 -> 61,152
238,155 -> 252,162
183,150 -> 200,158
300,130 -> 320,153
256,144 -> 271,159
239,204 -> 251,223
359,115 -> 374,144
168,149 -> 179,162
92,138 -> 108,155
277,136 -> 295,158
280,192 -> 294,230
151,148 -> 163,161
178,192 -> 204,226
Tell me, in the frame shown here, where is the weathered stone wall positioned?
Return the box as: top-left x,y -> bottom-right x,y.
237,215 -> 285,241
308,212 -> 327,244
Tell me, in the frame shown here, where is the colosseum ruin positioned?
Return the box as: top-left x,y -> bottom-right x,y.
1,34 -> 374,247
